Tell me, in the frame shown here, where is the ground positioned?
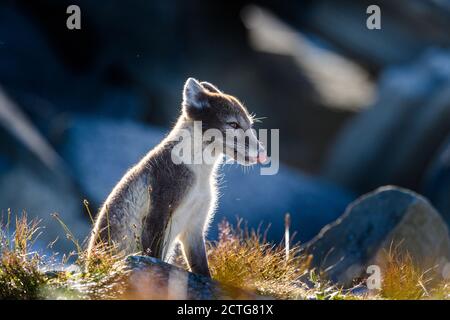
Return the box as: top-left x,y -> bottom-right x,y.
0,213 -> 449,300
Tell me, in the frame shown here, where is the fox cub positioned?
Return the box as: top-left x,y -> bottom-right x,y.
88,78 -> 266,276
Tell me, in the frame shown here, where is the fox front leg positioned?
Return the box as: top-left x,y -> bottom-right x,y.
180,231 -> 211,277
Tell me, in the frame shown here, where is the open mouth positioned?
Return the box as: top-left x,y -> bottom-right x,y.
246,153 -> 268,164
225,146 -> 268,166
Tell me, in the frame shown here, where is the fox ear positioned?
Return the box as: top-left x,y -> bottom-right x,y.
200,81 -> 222,94
183,78 -> 208,110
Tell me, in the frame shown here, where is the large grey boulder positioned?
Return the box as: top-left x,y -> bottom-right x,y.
123,255 -> 257,299
305,186 -> 450,285
61,116 -> 355,243
323,49 -> 450,193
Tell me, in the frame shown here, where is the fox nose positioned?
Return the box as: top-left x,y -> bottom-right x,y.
257,153 -> 268,164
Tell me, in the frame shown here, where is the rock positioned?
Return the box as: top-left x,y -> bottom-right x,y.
0,1 -> 356,173
0,1 -> 154,130
123,255 -> 257,299
423,134 -> 450,227
347,284 -> 370,297
0,3 -> 68,100
305,186 -> 450,286
61,116 -> 355,243
0,154 -> 10,176
242,5 -> 376,111
60,116 -> 166,204
323,49 -> 450,193
279,0 -> 450,68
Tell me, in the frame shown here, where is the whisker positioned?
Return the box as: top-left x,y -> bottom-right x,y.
252,116 -> 267,123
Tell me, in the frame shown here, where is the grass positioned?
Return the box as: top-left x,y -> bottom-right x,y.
207,219 -> 311,299
207,219 -> 358,300
0,212 -> 449,300
0,213 -> 46,299
0,211 -> 128,300
377,244 -> 450,300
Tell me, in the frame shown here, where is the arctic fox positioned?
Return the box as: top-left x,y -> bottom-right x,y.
88,78 -> 266,276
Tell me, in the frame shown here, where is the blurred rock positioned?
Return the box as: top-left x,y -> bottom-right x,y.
0,1 -> 154,129
61,115 -> 355,243
305,186 -> 450,286
123,255 -> 257,299
280,0 -> 450,69
215,165 -> 354,243
0,3 -> 68,102
0,87 -> 68,176
60,116 -> 166,204
0,1 -> 357,173
242,5 -> 375,111
323,49 -> 450,193
0,164 -> 90,253
0,85 -> 89,254
0,155 -> 10,176
423,134 -> 450,227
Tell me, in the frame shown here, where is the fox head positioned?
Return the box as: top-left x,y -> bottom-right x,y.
181,77 -> 267,166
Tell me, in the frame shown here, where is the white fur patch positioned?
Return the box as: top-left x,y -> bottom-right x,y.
162,161 -> 220,261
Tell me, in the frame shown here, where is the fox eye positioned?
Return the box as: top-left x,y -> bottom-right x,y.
228,122 -> 240,129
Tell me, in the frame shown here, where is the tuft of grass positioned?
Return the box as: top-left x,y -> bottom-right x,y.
377,244 -> 449,300
207,219 -> 312,299
49,212 -> 129,300
0,210 -> 46,299
0,212 -> 47,299
0,250 -> 47,299
0,211 -> 128,300
380,253 -> 429,299
75,241 -> 129,300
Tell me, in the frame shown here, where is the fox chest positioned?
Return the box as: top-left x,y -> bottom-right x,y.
169,180 -> 215,234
